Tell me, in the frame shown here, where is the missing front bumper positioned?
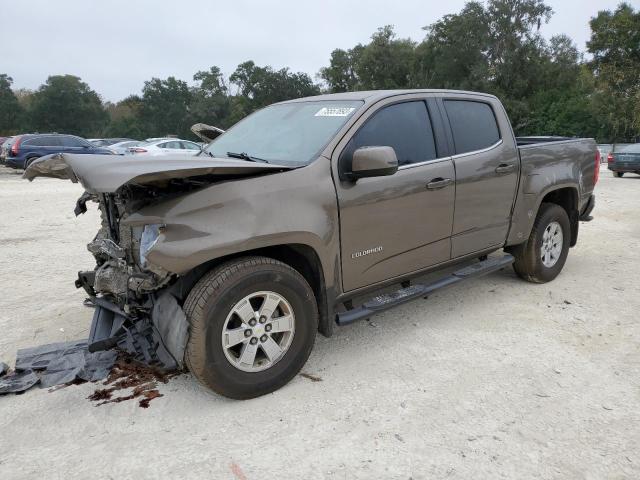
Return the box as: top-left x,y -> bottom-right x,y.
87,293 -> 189,371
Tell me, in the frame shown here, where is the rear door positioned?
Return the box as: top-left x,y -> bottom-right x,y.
440,96 -> 519,258
60,135 -> 91,154
180,141 -> 202,154
334,97 -> 455,292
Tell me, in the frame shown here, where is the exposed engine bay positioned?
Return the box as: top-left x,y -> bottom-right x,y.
74,188 -> 189,371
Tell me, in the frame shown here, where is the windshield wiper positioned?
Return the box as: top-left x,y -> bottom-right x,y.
226,151 -> 269,163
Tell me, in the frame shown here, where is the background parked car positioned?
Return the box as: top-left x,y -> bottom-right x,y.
0,136 -> 13,164
108,140 -> 144,155
127,138 -> 202,156
607,143 -> 640,177
88,138 -> 134,147
597,144 -> 613,164
5,133 -> 113,169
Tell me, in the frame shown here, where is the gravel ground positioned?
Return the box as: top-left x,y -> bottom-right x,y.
0,164 -> 638,479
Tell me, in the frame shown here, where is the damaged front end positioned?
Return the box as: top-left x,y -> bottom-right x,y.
76,190 -> 188,371
25,152 -> 292,371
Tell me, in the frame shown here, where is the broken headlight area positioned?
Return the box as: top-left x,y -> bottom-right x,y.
74,192 -> 188,371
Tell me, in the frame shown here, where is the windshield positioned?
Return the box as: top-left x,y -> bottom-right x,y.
204,100 -> 363,166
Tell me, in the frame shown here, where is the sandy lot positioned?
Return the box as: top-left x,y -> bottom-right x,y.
0,164 -> 638,479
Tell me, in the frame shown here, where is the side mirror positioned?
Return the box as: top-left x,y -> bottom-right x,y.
344,146 -> 398,181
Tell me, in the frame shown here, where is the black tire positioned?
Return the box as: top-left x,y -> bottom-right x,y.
183,256 -> 318,399
512,203 -> 571,283
613,171 -> 624,178
25,156 -> 39,169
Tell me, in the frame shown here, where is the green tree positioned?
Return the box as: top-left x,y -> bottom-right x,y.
319,46 -> 364,92
28,75 -> 108,137
0,74 -> 25,135
414,2 -> 490,90
229,61 -> 320,119
587,2 -> 640,141
355,26 -> 416,89
104,95 -> 145,139
190,66 -> 231,128
140,77 -> 192,138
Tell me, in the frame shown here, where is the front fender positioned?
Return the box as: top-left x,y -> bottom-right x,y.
122,159 -> 340,291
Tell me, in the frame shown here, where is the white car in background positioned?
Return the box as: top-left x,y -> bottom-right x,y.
127,138 -> 203,156
108,140 -> 144,155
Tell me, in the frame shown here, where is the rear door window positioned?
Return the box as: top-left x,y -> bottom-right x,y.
60,136 -> 84,147
27,136 -> 62,147
444,100 -> 500,154
181,141 -> 201,150
343,101 -> 437,166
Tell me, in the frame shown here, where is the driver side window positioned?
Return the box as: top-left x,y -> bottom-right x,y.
341,101 -> 437,168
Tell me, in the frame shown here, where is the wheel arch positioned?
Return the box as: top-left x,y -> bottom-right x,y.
168,243 -> 334,338
538,186 -> 579,247
507,184 -> 580,248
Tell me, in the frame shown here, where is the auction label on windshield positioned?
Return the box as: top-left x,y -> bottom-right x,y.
315,107 -> 356,117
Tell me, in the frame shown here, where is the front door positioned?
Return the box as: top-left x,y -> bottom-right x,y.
335,99 -> 455,292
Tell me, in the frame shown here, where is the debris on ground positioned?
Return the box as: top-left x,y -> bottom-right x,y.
300,372 -> 323,382
0,361 -> 8,376
11,339 -> 118,389
86,354 -> 179,408
0,369 -> 40,394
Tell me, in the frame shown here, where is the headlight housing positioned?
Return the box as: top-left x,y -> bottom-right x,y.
139,224 -> 164,268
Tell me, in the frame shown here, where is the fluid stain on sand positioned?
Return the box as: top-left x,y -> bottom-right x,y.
87,354 -> 179,408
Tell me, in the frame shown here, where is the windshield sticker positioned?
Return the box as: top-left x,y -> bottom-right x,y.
314,107 -> 356,117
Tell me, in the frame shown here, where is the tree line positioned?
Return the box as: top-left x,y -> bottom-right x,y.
0,1 -> 638,143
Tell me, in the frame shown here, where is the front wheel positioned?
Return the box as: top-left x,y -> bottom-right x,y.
613,171 -> 624,178
511,203 -> 571,283
184,256 -> 318,399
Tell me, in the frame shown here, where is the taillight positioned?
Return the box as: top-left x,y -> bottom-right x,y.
594,150 -> 600,185
129,148 -> 147,153
607,152 -> 614,163
10,137 -> 21,156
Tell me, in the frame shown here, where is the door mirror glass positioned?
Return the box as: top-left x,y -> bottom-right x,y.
345,146 -> 398,181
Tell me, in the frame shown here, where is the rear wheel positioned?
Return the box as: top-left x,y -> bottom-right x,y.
613,171 -> 624,178
512,203 -> 571,283
25,156 -> 40,169
184,256 -> 318,399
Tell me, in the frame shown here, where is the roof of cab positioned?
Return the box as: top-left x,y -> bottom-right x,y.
278,89 -> 498,105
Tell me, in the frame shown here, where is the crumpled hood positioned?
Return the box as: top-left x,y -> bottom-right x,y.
191,123 -> 225,142
23,153 -> 291,193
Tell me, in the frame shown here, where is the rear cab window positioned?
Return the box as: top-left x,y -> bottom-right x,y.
443,100 -> 500,154
341,100 -> 438,167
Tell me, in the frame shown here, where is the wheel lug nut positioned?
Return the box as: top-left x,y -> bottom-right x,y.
250,337 -> 258,345
260,334 -> 268,342
265,324 -> 272,332
244,329 -> 252,337
249,319 -> 257,327
259,315 -> 267,324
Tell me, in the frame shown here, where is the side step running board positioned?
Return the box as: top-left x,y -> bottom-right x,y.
336,254 -> 514,326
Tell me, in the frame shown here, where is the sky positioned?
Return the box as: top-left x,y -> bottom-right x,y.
0,0 -> 631,102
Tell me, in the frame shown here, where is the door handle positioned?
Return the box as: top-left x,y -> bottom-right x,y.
495,163 -> 515,174
426,177 -> 453,190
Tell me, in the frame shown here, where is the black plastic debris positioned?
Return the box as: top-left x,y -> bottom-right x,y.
0,369 -> 39,394
15,340 -> 88,371
0,361 -> 8,377
0,339 -> 119,394
38,349 -> 117,388
88,298 -> 179,371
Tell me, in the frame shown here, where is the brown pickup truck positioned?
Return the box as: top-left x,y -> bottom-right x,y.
26,89 -> 598,399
